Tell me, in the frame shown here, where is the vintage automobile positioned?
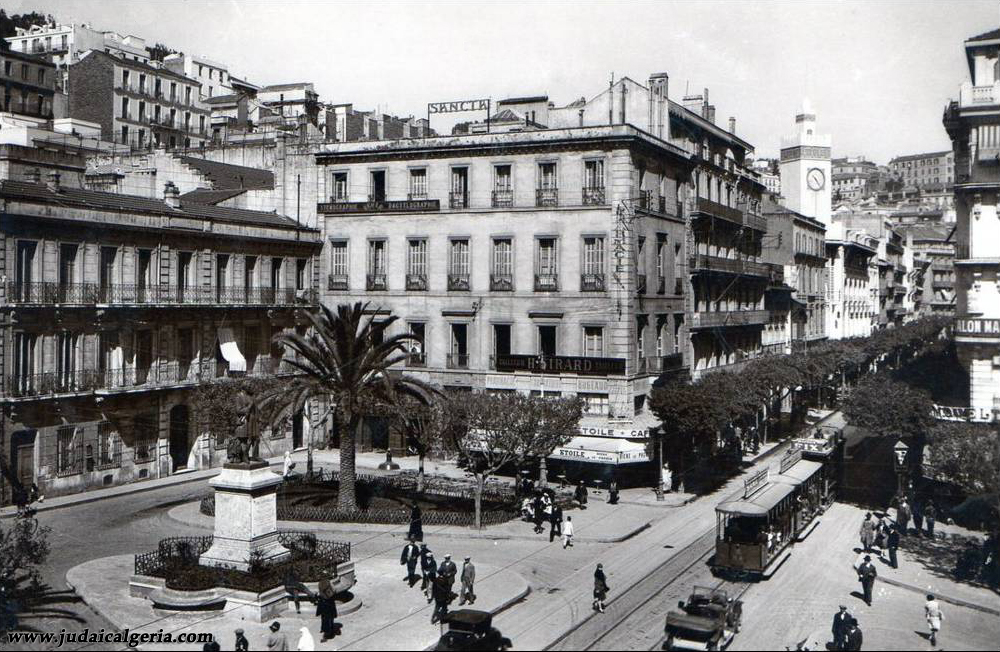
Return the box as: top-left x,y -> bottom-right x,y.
664,586 -> 742,651
433,609 -> 513,651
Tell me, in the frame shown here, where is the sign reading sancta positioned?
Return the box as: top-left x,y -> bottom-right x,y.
493,354 -> 627,376
428,99 -> 490,114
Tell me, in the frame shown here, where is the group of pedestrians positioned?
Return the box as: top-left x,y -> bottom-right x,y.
400,538 -> 477,624
895,497 -> 937,539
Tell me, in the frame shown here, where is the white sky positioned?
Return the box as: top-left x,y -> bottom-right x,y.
10,0 -> 998,162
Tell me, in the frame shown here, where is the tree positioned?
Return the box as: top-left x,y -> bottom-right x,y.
843,374 -> 935,470
388,393 -> 443,493
926,422 -> 1000,525
443,392 -> 583,528
148,42 -> 177,62
259,302 -> 434,510
0,512 -> 51,633
192,376 -> 286,455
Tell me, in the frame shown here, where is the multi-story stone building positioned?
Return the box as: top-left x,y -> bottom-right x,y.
824,229 -> 878,339
899,224 -> 956,317
832,156 -> 878,201
67,50 -> 209,149
943,25 -> 1000,422
4,22 -> 151,69
258,83 -> 320,128
889,150 -> 955,191
0,166 -> 322,504
1,48 -> 56,121
162,53 -> 242,100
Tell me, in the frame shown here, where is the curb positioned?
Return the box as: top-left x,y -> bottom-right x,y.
875,576 -> 1000,616
166,502 -> 652,544
65,560 -> 126,632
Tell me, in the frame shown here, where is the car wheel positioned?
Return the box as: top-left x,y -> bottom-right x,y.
664,635 -> 674,650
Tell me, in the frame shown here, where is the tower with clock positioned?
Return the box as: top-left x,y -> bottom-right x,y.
779,99 -> 832,227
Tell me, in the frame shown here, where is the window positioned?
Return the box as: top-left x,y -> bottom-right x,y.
296,258 -> 308,291
120,96 -> 129,119
579,393 -> 609,415
537,162 -> 558,206
367,240 -> 387,290
407,323 -> 426,366
583,326 -> 604,357
491,238 -> 513,291
37,68 -> 45,85
98,422 -> 121,468
121,69 -> 130,88
493,324 -> 512,359
449,323 -> 469,368
448,239 -> 471,290
656,235 -> 667,292
582,236 -> 605,291
535,238 -> 558,291
328,242 -> 348,290
170,82 -> 177,101
450,167 -> 469,208
493,164 -> 513,207
244,255 -> 258,292
178,328 -> 194,379
636,237 -> 646,292
407,239 -> 428,290
56,332 -> 79,389
369,170 -> 386,202
409,169 -> 427,199
332,172 -> 348,201
538,325 -> 557,356
584,159 -> 604,189
133,413 -> 157,463
57,426 -> 81,474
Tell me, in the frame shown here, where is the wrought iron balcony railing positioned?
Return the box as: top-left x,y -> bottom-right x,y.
689,254 -> 770,278
446,353 -> 470,369
692,197 -> 743,226
3,282 -> 316,306
644,353 -> 685,373
536,188 -> 559,207
406,352 -> 426,367
582,186 -> 606,206
689,309 -> 769,329
581,273 -> 606,292
449,191 -> 469,209
4,370 -> 102,399
492,189 -> 514,208
534,274 -> 559,292
406,274 -> 428,291
490,274 -> 513,292
366,274 -> 387,291
327,274 -> 349,291
447,273 -> 471,291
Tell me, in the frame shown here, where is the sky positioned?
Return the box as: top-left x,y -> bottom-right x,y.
8,0 -> 998,163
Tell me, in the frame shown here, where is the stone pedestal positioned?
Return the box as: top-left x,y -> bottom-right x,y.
199,462 -> 290,571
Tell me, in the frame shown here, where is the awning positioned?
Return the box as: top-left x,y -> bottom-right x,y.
217,327 -> 247,373
717,481 -> 796,517
547,436 -> 650,465
778,459 -> 823,485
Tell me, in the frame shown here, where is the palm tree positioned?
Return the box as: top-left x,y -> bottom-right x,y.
261,301 -> 435,510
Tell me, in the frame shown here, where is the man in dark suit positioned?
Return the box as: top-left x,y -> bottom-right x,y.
438,553 -> 458,595
831,605 -> 852,650
845,618 -> 863,651
400,538 -> 421,586
420,547 -> 437,601
886,526 -> 900,569
857,555 -> 878,606
549,504 -> 563,543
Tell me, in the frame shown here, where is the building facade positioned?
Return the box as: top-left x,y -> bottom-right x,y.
1,48 -> 56,121
0,169 -> 322,505
889,150 -> 955,191
832,156 -> 878,202
67,50 -> 209,149
943,26 -> 1000,422
900,224 -> 956,317
163,53 -> 235,100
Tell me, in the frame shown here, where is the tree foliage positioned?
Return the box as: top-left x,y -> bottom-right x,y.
0,10 -> 55,42
192,376 -> 286,446
842,374 -> 935,441
148,42 -> 177,62
926,422 -> 1000,506
0,513 -> 50,599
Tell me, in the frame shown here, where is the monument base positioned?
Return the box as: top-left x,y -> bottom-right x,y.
199,461 -> 289,570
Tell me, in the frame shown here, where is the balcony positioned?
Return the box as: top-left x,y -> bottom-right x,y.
744,212 -> 768,232
449,191 -> 469,209
366,274 -> 387,291
447,273 -> 470,291
689,309 -> 769,329
492,189 -> 514,208
406,274 -> 428,291
406,352 -> 426,367
407,191 -> 428,201
959,81 -> 1000,108
689,254 -> 770,278
536,188 -> 559,207
581,273 -> 606,292
327,274 -> 349,291
4,370 -> 102,400
582,186 -> 606,206
643,353 -> 685,373
636,274 -> 647,294
446,353 -> 470,369
534,274 -> 559,292
3,282 -> 316,307
692,197 -> 743,226
490,274 -> 513,292
932,279 -> 954,290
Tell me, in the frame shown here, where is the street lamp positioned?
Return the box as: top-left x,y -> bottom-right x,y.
893,439 -> 909,501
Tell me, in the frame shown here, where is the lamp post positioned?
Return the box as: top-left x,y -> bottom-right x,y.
893,439 -> 909,501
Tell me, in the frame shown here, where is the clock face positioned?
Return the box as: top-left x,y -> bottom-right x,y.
807,168 -> 826,191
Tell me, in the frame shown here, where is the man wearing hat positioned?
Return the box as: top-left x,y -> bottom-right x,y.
421,548 -> 438,601
831,605 -> 852,650
233,628 -> 249,652
400,538 -> 421,586
438,553 -> 458,597
265,621 -> 289,651
857,555 -> 878,606
459,556 -> 476,605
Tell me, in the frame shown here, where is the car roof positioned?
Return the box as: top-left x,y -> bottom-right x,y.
445,609 -> 492,627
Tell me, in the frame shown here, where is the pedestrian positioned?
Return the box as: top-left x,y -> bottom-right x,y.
234,628 -> 249,652
925,502 -> 937,538
563,515 -> 575,548
924,593 -> 943,647
316,573 -> 339,642
266,621 -> 289,651
431,575 -> 450,624
844,618 -> 863,651
912,501 -> 924,535
886,525 -> 900,569
296,626 -> 315,652
459,556 -> 476,605
283,450 -> 294,478
533,492 -> 545,534
575,481 -> 588,509
549,503 -> 563,543
592,563 -> 609,613
859,513 -> 876,553
400,538 -> 421,586
857,555 -> 877,606
421,549 -> 437,602
874,517 -> 888,552
608,480 -> 619,505
408,502 -> 423,542
896,499 -> 911,536
831,605 -> 852,650
438,553 -> 458,594
283,565 -> 314,615
202,637 -> 221,652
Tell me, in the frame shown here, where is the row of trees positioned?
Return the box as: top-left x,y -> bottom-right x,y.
649,316 -> 950,489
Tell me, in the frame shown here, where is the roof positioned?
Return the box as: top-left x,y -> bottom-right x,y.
778,459 -> 823,485
82,50 -> 196,84
261,82 -> 314,92
203,93 -> 240,105
761,198 -> 827,230
176,155 -> 273,190
0,180 -> 310,231
179,187 -> 247,205
0,48 -> 57,68
897,225 -> 953,242
498,95 -> 548,105
889,151 -> 952,164
717,481 -> 796,517
443,610 -> 491,627
967,27 -> 1000,43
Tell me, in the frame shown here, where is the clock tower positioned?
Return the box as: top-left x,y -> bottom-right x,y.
779,99 -> 832,227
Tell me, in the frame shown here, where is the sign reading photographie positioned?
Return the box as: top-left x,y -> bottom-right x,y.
493,354 -> 626,376
318,199 -> 440,214
427,99 -> 490,114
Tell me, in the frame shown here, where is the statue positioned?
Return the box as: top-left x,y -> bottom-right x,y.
225,414 -> 254,464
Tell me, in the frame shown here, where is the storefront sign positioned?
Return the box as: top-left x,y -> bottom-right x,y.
318,199 -> 440,214
931,404 -> 996,423
743,468 -> 769,498
954,318 -> 1000,337
578,426 -> 650,439
548,446 -> 649,465
428,99 -> 490,114
493,354 -> 626,376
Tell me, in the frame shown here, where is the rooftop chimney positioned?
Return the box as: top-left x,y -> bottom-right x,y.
729,116 -> 736,134
706,105 -> 716,124
45,171 -> 61,192
25,168 -> 42,184
164,181 -> 181,208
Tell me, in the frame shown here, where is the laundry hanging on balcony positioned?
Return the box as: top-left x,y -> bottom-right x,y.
217,327 -> 247,373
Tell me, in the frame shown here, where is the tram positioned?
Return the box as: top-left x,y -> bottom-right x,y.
711,425 -> 842,578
